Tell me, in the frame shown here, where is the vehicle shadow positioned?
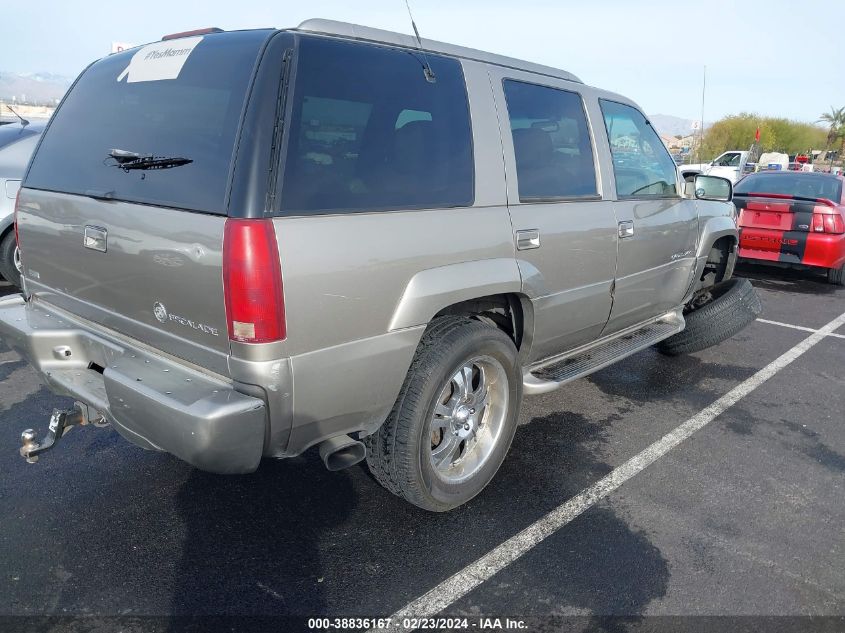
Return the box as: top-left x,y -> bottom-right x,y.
734,263 -> 839,296
0,279 -> 18,298
168,453 -> 357,628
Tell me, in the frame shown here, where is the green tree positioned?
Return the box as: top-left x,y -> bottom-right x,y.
818,106 -> 845,157
701,113 -> 827,160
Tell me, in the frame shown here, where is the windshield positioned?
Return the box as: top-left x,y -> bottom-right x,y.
25,30 -> 271,215
735,173 -> 843,202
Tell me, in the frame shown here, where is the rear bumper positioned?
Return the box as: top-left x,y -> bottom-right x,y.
738,229 -> 845,270
0,295 -> 267,474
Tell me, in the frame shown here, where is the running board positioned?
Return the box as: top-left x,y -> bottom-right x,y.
523,311 -> 685,395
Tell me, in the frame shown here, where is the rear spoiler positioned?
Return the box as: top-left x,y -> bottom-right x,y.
734,192 -> 837,207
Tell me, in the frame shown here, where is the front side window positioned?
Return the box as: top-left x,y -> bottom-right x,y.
280,37 -> 474,214
600,100 -> 678,198
715,152 -> 741,167
502,80 -> 597,200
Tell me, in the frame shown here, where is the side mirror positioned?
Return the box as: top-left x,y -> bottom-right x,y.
693,174 -> 732,201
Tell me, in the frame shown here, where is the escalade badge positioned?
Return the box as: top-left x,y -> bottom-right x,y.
153,302 -> 168,323
152,302 -> 219,336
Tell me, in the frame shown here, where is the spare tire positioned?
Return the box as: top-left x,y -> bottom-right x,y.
657,278 -> 762,356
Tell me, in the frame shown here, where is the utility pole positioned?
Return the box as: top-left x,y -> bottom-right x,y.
698,65 -> 706,163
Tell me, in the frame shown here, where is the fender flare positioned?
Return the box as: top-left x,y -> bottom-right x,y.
388,258 -> 523,331
697,215 -> 738,258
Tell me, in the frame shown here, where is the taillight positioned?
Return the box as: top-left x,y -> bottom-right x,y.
222,219 -> 286,343
812,205 -> 845,234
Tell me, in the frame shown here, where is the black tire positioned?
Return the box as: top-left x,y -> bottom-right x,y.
828,264 -> 845,286
657,277 -> 762,356
0,230 -> 21,289
364,316 -> 522,512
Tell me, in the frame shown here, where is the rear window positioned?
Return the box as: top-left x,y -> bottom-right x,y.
279,36 -> 474,214
25,31 -> 271,215
735,173 -> 843,202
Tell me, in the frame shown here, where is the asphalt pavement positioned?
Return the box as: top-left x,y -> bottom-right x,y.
0,264 -> 843,633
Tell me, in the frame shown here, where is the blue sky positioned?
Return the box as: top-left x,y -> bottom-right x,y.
2,0 -> 842,123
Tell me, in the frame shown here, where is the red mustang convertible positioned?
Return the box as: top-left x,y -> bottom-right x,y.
735,171 -> 845,285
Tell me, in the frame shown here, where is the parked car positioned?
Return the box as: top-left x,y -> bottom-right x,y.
735,171 -> 845,284
0,119 -> 45,288
680,150 -> 752,184
0,21 -> 760,511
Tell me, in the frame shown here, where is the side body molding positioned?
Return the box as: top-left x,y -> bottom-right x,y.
389,258 -> 523,331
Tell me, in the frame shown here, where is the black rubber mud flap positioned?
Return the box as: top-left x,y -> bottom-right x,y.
656,278 -> 762,356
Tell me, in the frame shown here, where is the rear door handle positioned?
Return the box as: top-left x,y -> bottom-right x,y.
516,229 -> 540,251
618,221 -> 634,239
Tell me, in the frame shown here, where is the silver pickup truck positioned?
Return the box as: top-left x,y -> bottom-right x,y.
0,21 -> 760,511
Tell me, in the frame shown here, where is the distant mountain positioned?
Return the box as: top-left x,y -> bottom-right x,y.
648,114 -> 701,138
0,71 -> 72,106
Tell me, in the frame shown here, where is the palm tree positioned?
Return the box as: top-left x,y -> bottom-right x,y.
818,106 -> 845,168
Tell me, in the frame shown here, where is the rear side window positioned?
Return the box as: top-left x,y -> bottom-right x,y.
279,37 -> 474,214
25,31 -> 272,214
600,100 -> 678,198
502,80 -> 597,200
735,174 -> 843,202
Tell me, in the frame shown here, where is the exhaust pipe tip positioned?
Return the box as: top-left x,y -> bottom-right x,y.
319,435 -> 367,471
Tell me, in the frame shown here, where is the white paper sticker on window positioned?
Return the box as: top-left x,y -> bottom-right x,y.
116,37 -> 203,83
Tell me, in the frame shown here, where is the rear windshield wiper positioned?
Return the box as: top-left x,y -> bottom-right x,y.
107,148 -> 193,172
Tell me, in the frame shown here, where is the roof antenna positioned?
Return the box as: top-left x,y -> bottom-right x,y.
6,105 -> 29,128
404,0 -> 436,83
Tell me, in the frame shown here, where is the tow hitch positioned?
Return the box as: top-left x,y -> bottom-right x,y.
19,403 -> 106,463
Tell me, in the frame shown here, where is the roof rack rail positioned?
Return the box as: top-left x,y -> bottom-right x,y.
295,19 -> 583,85
162,27 -> 224,41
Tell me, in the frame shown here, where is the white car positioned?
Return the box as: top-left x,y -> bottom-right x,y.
0,119 -> 45,288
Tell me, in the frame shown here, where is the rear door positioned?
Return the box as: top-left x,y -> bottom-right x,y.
18,30 -> 273,371
489,69 -> 618,361
598,99 -> 699,334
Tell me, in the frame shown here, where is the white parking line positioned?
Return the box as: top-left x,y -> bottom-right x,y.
757,318 -> 845,340
374,310 -> 845,632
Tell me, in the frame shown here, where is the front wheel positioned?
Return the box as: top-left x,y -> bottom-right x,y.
365,316 -> 522,512
0,230 -> 22,289
657,277 -> 761,356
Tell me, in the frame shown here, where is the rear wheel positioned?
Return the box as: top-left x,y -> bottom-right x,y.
0,230 -> 21,289
828,264 -> 845,286
365,316 -> 522,511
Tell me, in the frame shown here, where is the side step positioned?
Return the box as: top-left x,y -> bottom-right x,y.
523,311 -> 685,395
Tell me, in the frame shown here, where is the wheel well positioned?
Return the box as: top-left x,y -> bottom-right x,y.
432,293 -> 527,351
701,236 -> 736,287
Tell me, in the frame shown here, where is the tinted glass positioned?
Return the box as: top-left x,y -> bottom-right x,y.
280,37 -> 473,214
735,173 -> 843,202
503,80 -> 597,200
600,100 -> 678,198
25,31 -> 271,214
